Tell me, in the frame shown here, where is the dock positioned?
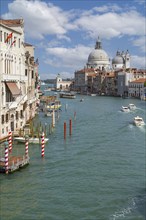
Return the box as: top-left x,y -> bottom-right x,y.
0,155 -> 30,174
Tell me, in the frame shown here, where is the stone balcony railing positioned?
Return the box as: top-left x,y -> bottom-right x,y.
1,74 -> 27,82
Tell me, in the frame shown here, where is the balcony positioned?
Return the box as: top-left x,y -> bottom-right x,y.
1,74 -> 27,82
6,102 -> 17,109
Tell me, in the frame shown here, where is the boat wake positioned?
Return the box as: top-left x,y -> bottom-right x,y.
110,198 -> 136,219
110,193 -> 146,220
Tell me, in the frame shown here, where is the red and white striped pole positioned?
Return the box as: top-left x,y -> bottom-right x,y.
8,131 -> 12,152
5,142 -> 9,174
41,132 -> 45,157
25,136 -> 29,158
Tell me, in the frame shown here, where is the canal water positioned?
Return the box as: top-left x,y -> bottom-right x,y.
0,95 -> 146,220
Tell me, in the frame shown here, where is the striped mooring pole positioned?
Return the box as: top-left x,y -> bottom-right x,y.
5,142 -> 9,174
25,136 -> 29,158
41,132 -> 45,157
8,131 -> 12,152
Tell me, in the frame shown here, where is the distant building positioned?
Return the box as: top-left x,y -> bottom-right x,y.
128,78 -> 146,98
74,68 -> 96,93
74,37 -> 146,98
55,74 -> 73,91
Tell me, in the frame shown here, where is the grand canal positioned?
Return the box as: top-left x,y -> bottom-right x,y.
0,94 -> 145,220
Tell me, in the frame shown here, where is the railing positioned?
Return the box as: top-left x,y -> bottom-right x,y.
1,74 -> 27,81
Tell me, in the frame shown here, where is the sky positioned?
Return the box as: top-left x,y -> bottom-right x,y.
0,0 -> 146,80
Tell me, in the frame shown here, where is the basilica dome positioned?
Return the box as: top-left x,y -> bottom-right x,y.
112,51 -> 124,65
88,49 -> 109,63
87,37 -> 110,71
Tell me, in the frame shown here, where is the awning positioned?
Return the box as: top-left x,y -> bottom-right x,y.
6,82 -> 21,97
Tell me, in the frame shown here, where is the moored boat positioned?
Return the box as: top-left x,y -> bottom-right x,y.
14,137 -> 49,144
47,100 -> 61,111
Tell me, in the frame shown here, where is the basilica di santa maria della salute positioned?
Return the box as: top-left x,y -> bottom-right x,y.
73,36 -> 145,98
86,36 -> 130,71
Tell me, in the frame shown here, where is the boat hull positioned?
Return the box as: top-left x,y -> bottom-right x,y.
14,137 -> 49,144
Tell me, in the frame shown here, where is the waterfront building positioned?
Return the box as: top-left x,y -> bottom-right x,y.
74,68 -> 96,93
128,78 -> 146,98
115,69 -> 134,97
132,68 -> 146,80
0,19 -> 39,141
55,74 -> 73,91
74,37 -> 145,98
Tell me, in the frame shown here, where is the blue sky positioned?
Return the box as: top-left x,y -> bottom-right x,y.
1,0 -> 146,79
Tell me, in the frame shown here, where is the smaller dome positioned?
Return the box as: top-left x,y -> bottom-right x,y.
112,56 -> 124,64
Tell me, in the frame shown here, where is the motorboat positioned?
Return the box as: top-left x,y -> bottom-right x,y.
47,100 -> 61,111
90,94 -> 96,96
45,111 -> 53,117
128,103 -> 136,110
121,106 -> 130,112
14,137 -> 49,144
59,92 -> 76,99
133,116 -> 145,126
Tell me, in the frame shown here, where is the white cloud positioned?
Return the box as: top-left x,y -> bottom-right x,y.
45,45 -> 92,69
132,36 -> 146,53
2,0 -> 71,39
131,55 -> 146,69
74,10 -> 145,39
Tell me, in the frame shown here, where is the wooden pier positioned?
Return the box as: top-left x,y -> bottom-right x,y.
0,155 -> 30,174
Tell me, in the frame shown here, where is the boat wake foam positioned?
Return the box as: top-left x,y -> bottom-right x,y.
110,193 -> 146,219
110,197 -> 137,219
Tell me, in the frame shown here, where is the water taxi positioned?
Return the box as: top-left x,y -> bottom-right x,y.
59,92 -> 76,99
128,103 -> 136,110
133,116 -> 145,126
121,106 -> 130,112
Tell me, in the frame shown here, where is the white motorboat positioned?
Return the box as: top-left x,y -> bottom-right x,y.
14,137 -> 49,144
121,106 -> 130,112
133,116 -> 145,126
90,94 -> 96,96
128,103 -> 136,110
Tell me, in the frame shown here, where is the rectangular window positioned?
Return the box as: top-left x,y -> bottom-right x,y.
25,69 -> 27,76
6,114 -> 9,122
1,115 -> 4,124
0,31 -> 2,42
32,70 -> 34,79
4,32 -> 6,42
20,110 -> 23,118
16,111 -> 19,120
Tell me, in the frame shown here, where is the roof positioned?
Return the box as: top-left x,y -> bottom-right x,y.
76,68 -> 96,74
131,78 -> 146,83
24,42 -> 33,47
0,19 -> 24,27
